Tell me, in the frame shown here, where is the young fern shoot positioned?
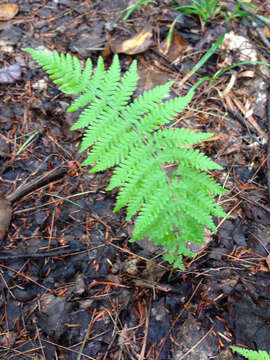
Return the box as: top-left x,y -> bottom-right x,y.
24,48 -> 227,269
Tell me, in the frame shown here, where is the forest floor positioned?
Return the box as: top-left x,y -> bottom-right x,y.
0,0 -> 270,359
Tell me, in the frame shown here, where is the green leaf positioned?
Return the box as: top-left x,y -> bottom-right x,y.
231,346 -> 270,360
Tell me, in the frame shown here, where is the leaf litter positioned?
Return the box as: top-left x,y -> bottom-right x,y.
0,3 -> 19,21
0,64 -> 21,84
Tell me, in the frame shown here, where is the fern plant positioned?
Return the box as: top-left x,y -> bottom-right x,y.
24,48 -> 227,269
231,346 -> 270,360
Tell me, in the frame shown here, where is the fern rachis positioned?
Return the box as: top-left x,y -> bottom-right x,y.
24,48 -> 227,269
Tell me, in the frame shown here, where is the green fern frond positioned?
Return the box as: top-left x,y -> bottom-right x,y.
149,130 -> 221,169
23,48 -> 93,95
106,126 -> 220,199
152,127 -> 214,146
25,48 -> 228,269
68,56 -> 105,113
130,173 -> 220,246
127,86 -> 192,136
74,60 -> 138,151
81,88 -> 193,171
176,165 -> 226,195
231,346 -> 270,360
121,163 -> 165,218
80,83 -> 180,156
71,56 -> 123,129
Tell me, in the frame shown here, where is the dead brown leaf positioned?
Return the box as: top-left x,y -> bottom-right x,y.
137,68 -> 170,91
0,192 -> 12,241
0,4 -> 19,21
111,26 -> 152,55
262,25 -> 270,39
159,31 -> 185,63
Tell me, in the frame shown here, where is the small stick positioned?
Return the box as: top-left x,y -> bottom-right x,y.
0,165 -> 68,242
266,95 -> 270,202
6,165 -> 68,204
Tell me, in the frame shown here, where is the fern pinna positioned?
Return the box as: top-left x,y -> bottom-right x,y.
231,346 -> 270,360
24,48 -> 227,269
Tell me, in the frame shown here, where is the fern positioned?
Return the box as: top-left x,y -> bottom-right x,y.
24,48 -> 227,269
231,346 -> 270,360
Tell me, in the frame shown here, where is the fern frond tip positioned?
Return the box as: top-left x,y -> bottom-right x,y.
231,346 -> 270,360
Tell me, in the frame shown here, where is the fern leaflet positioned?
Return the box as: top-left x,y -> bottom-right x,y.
231,346 -> 270,360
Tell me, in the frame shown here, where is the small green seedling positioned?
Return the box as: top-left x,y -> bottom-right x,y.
173,1 -> 260,29
16,129 -> 41,156
122,0 -> 156,21
24,48 -> 227,269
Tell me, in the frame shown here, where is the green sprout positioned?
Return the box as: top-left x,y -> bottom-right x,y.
173,0 -> 222,29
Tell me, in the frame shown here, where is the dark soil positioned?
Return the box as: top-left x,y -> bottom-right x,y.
0,1 -> 270,359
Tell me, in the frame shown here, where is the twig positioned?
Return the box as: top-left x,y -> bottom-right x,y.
229,188 -> 270,213
267,95 -> 270,202
238,2 -> 270,29
0,263 -> 54,294
255,26 -> 270,50
76,309 -> 96,360
139,301 -> 150,360
177,324 -> 215,360
0,244 -> 104,261
211,99 -> 255,133
6,165 -> 68,204
0,165 -> 68,241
